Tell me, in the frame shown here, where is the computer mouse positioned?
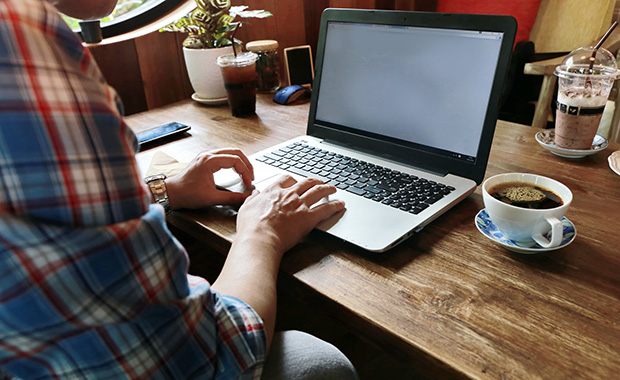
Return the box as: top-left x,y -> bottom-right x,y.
273,85 -> 311,105
213,168 -> 242,188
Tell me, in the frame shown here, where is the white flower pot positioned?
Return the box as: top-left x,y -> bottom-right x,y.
183,46 -> 233,102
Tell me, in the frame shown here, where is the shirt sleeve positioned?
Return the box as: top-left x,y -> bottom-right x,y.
187,276 -> 268,380
0,206 -> 267,379
0,0 -> 266,378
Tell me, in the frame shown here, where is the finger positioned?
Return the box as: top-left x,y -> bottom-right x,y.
239,169 -> 254,188
271,174 -> 297,189
208,148 -> 254,180
300,183 -> 337,205
209,189 -> 251,205
206,155 -> 253,184
307,199 -> 346,224
291,177 -> 324,195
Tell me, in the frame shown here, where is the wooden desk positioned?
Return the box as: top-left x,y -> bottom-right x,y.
127,94 -> 620,380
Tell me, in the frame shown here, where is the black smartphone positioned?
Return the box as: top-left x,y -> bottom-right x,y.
136,122 -> 191,147
284,45 -> 314,88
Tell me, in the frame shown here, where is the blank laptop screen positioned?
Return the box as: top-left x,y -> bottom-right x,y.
314,21 -> 504,163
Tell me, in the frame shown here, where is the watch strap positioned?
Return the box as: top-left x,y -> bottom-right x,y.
144,174 -> 171,214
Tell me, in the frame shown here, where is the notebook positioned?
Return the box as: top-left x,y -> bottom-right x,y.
242,9 -> 516,252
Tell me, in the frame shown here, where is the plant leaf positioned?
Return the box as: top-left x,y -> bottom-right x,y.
195,0 -> 208,10
161,2 -> 272,48
190,8 -> 211,24
229,6 -> 248,17
183,35 -> 207,48
161,16 -> 201,33
208,0 -> 231,13
235,10 -> 272,19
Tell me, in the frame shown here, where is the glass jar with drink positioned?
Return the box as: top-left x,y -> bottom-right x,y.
246,39 -> 281,92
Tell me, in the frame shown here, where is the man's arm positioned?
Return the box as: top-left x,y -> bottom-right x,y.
163,149 -> 345,348
211,176 -> 345,348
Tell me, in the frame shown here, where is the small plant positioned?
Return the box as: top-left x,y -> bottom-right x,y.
160,0 -> 272,49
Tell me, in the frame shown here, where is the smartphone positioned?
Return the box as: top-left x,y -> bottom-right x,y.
136,122 -> 191,147
284,45 -> 314,88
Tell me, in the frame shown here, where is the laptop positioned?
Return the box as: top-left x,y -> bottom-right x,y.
237,9 -> 516,252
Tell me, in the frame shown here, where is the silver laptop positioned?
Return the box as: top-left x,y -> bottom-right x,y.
242,9 -> 515,252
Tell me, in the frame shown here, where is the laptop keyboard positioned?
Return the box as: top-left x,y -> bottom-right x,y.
255,142 -> 455,214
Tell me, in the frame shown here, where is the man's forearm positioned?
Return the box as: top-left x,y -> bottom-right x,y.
211,235 -> 283,350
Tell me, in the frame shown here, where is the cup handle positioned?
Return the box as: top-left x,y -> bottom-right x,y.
532,216 -> 563,248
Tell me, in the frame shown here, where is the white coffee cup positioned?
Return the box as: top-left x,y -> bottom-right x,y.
482,173 -> 573,248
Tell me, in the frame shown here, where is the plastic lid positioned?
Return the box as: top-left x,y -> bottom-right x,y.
555,46 -> 620,79
216,52 -> 258,67
246,40 -> 279,52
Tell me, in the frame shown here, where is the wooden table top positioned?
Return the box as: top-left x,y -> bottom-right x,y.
127,94 -> 620,380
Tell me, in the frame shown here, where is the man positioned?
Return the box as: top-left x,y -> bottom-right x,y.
0,0 -> 357,378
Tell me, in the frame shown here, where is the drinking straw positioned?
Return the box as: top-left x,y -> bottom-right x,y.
588,21 -> 618,72
231,23 -> 240,58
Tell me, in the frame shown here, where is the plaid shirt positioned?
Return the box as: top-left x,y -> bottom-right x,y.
0,1 -> 266,379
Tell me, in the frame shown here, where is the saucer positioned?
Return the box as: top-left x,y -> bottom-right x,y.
475,209 -> 576,254
191,93 -> 228,105
535,129 -> 608,158
609,150 -> 620,176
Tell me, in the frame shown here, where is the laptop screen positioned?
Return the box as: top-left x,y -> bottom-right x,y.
314,20 -> 504,164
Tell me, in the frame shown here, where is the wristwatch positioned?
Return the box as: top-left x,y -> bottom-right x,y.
144,174 -> 171,214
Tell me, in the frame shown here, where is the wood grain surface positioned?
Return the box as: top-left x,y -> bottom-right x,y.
127,94 -> 620,380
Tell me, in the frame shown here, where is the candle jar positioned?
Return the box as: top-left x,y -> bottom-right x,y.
246,40 -> 281,92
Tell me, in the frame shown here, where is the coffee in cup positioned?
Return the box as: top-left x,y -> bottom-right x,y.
554,47 -> 620,149
488,181 -> 563,209
216,52 -> 258,117
482,173 -> 573,248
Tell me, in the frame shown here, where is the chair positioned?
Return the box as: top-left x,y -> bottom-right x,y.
436,0 -> 612,127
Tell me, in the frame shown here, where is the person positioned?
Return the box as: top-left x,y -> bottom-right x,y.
0,0 -> 358,378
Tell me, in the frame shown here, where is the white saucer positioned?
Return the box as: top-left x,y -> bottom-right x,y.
609,150 -> 620,176
535,129 -> 608,158
475,209 -> 576,254
191,93 -> 228,105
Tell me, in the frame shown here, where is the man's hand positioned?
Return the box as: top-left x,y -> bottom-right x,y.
235,175 -> 346,254
165,148 -> 254,210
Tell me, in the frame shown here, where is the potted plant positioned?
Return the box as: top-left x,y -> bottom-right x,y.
161,0 -> 271,103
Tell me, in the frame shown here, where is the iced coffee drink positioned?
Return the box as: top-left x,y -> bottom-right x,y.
555,87 -> 608,149
216,52 -> 258,118
554,46 -> 620,149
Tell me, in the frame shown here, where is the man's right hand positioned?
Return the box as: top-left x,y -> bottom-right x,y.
236,175 -> 346,254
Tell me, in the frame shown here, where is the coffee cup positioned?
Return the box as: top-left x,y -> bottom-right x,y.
482,173 -> 573,248
216,52 -> 258,117
554,46 -> 620,149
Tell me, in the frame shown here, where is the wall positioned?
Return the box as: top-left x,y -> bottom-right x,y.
88,0 -> 438,115
530,0 -> 615,53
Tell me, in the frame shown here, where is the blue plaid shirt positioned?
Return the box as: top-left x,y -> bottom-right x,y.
0,1 -> 266,378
